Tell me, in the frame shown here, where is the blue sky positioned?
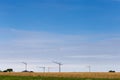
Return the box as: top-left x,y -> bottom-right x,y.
0,0 -> 120,34
0,0 -> 120,72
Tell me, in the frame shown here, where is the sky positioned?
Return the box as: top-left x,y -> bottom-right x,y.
0,0 -> 120,72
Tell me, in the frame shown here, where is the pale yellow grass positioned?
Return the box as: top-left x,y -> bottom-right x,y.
0,72 -> 120,78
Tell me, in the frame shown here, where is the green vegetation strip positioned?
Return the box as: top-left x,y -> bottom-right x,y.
0,76 -> 120,80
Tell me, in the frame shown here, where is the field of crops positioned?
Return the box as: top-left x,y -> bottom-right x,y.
0,76 -> 120,80
0,72 -> 120,80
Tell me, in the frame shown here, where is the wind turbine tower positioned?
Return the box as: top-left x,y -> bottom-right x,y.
87,65 -> 91,72
53,61 -> 63,72
39,67 -> 46,72
22,62 -> 28,71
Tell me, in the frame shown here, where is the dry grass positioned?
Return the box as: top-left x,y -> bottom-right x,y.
0,72 -> 120,79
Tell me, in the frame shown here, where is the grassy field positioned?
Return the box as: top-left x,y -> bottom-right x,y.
0,76 -> 120,80
0,72 -> 120,80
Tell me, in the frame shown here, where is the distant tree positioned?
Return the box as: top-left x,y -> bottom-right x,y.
3,68 -> 13,72
22,70 -> 29,72
6,68 -> 13,72
3,70 -> 7,72
29,71 -> 34,72
109,70 -> 115,73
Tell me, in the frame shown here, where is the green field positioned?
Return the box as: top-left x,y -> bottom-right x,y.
0,72 -> 120,80
0,76 -> 120,80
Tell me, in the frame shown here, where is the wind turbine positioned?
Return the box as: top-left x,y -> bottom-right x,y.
87,65 -> 91,72
39,67 -> 46,72
53,61 -> 63,72
22,62 -> 28,71
47,67 -> 52,72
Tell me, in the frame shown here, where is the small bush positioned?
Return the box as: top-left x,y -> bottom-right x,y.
109,70 -> 115,73
3,68 -> 13,72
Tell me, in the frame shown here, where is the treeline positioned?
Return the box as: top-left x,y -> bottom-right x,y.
0,68 -> 13,72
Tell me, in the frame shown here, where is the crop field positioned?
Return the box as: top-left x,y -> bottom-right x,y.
0,72 -> 120,80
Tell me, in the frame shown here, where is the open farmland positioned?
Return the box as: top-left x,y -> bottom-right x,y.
0,72 -> 120,80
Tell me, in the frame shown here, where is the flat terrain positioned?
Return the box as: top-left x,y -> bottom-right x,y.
0,76 -> 120,80
0,72 -> 120,80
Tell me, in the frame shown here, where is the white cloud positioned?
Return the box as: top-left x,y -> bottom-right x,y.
67,55 -> 119,59
0,28 -> 120,72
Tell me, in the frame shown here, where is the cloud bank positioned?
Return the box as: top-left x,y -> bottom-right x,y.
0,28 -> 120,72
